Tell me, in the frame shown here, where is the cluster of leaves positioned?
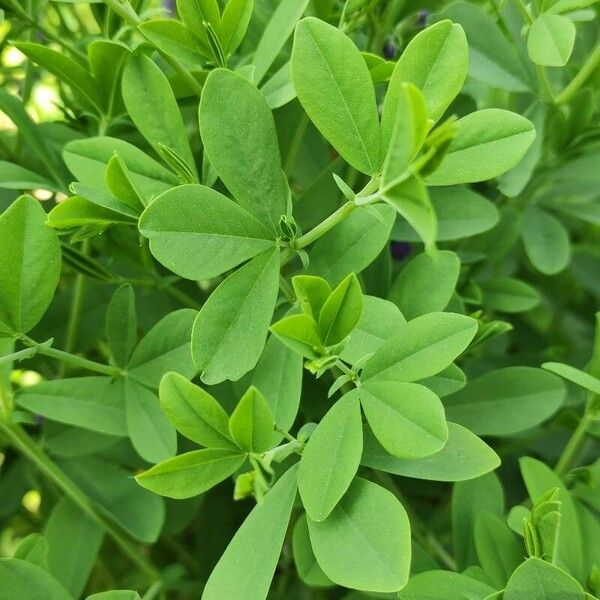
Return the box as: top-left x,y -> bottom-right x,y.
0,0 -> 599,598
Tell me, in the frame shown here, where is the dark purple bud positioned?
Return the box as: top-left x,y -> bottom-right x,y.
383,40 -> 398,60
416,10 -> 430,28
390,241 -> 411,261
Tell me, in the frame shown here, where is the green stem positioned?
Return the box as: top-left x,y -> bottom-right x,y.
20,336 -> 122,377
555,41 -> 600,105
284,113 -> 309,176
536,65 -> 555,103
294,201 -> 357,249
554,411 -> 592,476
514,0 -> 533,24
102,0 -> 204,97
274,424 -> 297,444
61,240 -> 88,376
10,3 -> 86,61
0,345 -> 42,367
0,422 -> 160,580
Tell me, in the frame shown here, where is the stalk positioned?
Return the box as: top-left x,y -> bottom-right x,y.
0,422 -> 161,582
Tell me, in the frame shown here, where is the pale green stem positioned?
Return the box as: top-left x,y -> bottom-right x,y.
102,0 -> 204,97
19,336 -> 122,377
554,410 -> 593,476
61,240 -> 88,376
0,422 -> 160,582
555,41 -> 600,105
294,201 -> 357,249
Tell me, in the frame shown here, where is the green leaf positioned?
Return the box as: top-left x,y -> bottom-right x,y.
520,457 -> 583,580
127,309 -> 197,389
292,17 -> 381,175
362,312 -> 478,383
475,512 -> 524,588
104,154 -> 144,211
192,248 -> 280,384
383,83 -> 429,181
47,196 -> 135,229
253,0 -> 309,84
452,473 -> 505,571
362,421 -> 500,482
199,69 -> 288,233
542,362 -> 600,395
0,196 -> 61,335
298,393 -> 362,521
382,20 -> 468,134
87,39 -> 129,117
0,90 -> 68,189
122,53 -> 196,176
528,14 -> 576,67
444,367 -> 564,436
292,514 -> 333,588
0,161 -> 60,192
439,3 -> 532,92
307,477 -> 410,592
308,204 -> 395,286
397,570 -> 496,600
139,20 -> 207,65
292,275 -> 332,320
63,137 -> 178,201
14,42 -> 103,113
45,498 -> 104,598
136,447 -> 246,499
86,592 -> 141,600
58,455 -> 165,543
503,558 -> 586,600
392,186 -> 498,242
105,284 -> 137,367
219,0 -> 254,57
340,295 -> 406,365
229,386 -> 274,453
318,273 -> 363,346
420,363 -> 466,398
203,465 -> 298,600
13,534 -> 49,569
427,110 -> 536,186
17,377 -> 126,436
480,277 -> 541,313
176,0 -> 221,58
251,335 -> 303,440
383,175 -> 437,250
125,379 -> 177,463
159,372 -> 235,448
521,207 -> 571,275
388,250 -> 460,319
270,313 -> 323,359
139,184 -> 275,280
360,380 -> 448,459
0,559 -> 72,600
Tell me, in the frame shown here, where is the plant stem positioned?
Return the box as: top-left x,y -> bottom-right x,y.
514,0 -> 533,24
294,201 -> 356,249
19,336 -> 122,377
284,113 -> 309,176
554,411 -> 593,476
555,41 -> 600,105
0,422 -> 160,581
274,424 -> 296,444
61,240 -> 88,376
102,0 -> 204,97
